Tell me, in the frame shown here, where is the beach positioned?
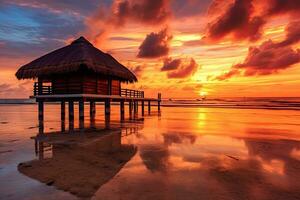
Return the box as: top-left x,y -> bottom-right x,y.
1,103 -> 300,199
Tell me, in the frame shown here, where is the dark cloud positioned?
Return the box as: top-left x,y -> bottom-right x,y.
234,40 -> 300,76
276,20 -> 300,47
207,0 -> 265,41
87,0 -> 171,44
137,28 -> 172,59
161,58 -> 182,71
215,42 -> 300,80
266,0 -> 300,16
213,20 -> 300,80
109,0 -> 170,26
205,0 -> 300,42
166,58 -> 199,78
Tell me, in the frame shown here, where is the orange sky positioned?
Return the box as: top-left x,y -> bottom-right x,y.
0,0 -> 299,98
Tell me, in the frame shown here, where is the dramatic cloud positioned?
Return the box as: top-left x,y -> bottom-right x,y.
109,0 -> 170,26
205,0 -> 300,42
161,58 -> 182,71
214,44 -> 300,80
266,0 -> 300,16
276,21 -> 300,47
207,0 -> 265,41
234,40 -> 300,76
214,21 -> 300,80
165,58 -> 199,78
86,0 -> 171,45
137,28 -> 172,58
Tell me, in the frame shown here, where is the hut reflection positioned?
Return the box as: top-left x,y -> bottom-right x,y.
19,127 -> 138,198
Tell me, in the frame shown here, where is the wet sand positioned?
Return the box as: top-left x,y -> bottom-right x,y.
1,105 -> 300,199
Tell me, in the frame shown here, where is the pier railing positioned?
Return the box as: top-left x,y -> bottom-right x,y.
34,82 -> 144,98
34,82 -> 52,95
121,89 -> 144,98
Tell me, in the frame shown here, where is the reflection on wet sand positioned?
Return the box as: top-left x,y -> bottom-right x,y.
96,129 -> 300,200
18,128 -> 137,198
140,145 -> 170,173
204,138 -> 300,200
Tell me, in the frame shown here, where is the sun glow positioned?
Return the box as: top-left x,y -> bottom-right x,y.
200,91 -> 208,97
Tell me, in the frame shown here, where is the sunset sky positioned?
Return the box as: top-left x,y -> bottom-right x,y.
0,0 -> 299,98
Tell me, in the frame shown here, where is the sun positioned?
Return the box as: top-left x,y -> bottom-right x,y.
200,91 -> 208,97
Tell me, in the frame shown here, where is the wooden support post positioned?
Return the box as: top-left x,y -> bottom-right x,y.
79,99 -> 84,129
38,100 -> 44,121
134,101 -> 138,113
90,101 -> 96,119
148,100 -> 151,114
158,93 -> 161,112
34,139 -> 38,156
38,100 -> 44,134
61,101 -> 65,132
61,101 -> 65,121
89,101 -> 96,128
69,101 -> 74,120
105,99 -> 111,129
129,100 -> 133,118
38,141 -> 44,160
141,100 -> 144,116
68,101 -> 74,131
120,100 -> 125,121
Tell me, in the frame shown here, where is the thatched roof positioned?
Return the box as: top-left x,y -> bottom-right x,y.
15,36 -> 137,82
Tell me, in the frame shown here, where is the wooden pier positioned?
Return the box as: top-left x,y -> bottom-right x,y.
35,87 -> 161,130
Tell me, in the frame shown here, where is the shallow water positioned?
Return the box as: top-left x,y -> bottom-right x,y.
1,104 -> 300,199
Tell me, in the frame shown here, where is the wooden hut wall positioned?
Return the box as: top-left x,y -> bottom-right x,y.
52,75 -> 82,94
82,76 -> 97,94
111,80 -> 120,95
51,74 -> 120,95
96,79 -> 108,94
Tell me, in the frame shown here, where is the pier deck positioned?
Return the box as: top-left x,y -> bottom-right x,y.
33,94 -> 158,102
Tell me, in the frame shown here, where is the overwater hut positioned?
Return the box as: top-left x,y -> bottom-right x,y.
15,36 -> 160,129
16,36 -> 137,95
